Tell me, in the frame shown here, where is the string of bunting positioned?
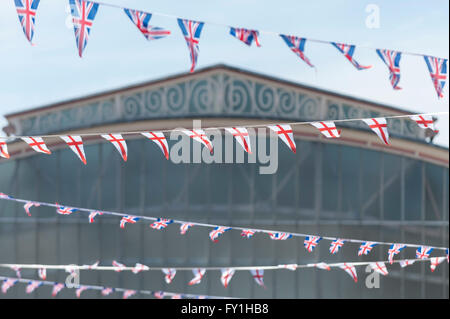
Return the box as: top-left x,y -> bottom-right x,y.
12,0 -> 448,97
1,194 -> 448,262
1,111 -> 447,162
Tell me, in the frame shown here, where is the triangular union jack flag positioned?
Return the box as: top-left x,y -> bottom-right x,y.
280,35 -> 314,68
177,18 -> 204,73
69,0 -> 99,58
416,246 -> 434,260
150,218 -> 173,230
331,42 -> 371,70
423,56 -> 447,98
304,236 -> 322,252
123,9 -> 170,41
229,27 -> 261,47
60,135 -> 87,164
376,49 -> 402,90
14,0 -> 41,44
387,244 -> 406,264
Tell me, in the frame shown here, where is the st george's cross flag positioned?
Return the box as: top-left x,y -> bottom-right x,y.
0,139 -> 10,159
112,260 -> 126,272
229,27 -> 261,47
69,0 -> 99,57
362,118 -> 390,145
423,56 -> 447,98
267,124 -> 297,153
14,0 -> 41,44
123,290 -> 136,299
132,263 -> 149,274
430,257 -> 446,272
124,9 -> 170,41
331,42 -> 371,70
250,269 -> 265,288
60,135 -> 87,164
399,260 -> 415,268
38,268 -> 46,280
23,201 -> 40,216
220,268 -> 235,288
280,35 -> 314,67
162,268 -> 176,284
339,263 -> 358,283
311,121 -> 341,138
376,49 -> 402,90
370,262 -> 389,276
188,269 -> 206,286
101,134 -> 128,161
21,137 -> 51,154
177,18 -> 204,73
225,127 -> 252,153
311,262 -> 331,271
141,132 -> 170,159
409,115 -> 438,132
182,129 -> 213,154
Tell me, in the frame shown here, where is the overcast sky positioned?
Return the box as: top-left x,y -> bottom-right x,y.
0,0 -> 448,146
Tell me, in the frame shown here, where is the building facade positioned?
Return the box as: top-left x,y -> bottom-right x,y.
0,65 -> 448,298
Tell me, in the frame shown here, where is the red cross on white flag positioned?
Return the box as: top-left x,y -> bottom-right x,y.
101,134 -> 128,161
132,263 -> 149,274
21,136 -> 51,154
220,268 -> 235,288
312,262 -> 331,271
60,135 -> 87,164
182,129 -> 213,153
0,139 -> 10,159
399,260 -> 415,268
162,268 -> 176,284
339,263 -> 358,283
250,269 -> 265,288
112,260 -> 126,272
267,124 -> 296,153
430,257 -> 446,272
141,132 -> 169,159
188,268 -> 206,286
362,118 -> 390,145
225,127 -> 252,153
370,262 -> 389,276
38,268 -> 46,280
311,121 -> 341,138
409,115 -> 437,132
123,290 -> 136,299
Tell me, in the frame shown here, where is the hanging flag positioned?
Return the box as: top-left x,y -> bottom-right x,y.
23,201 -> 40,216
281,264 -> 298,271
101,134 -> 128,161
10,266 -> 21,278
376,49 -> 402,90
150,218 -> 174,230
26,280 -> 43,294
0,140 -> 10,159
423,56 -> 447,98
362,118 -> 390,145
220,268 -> 235,288
182,129 -> 213,154
177,18 -> 204,72
141,132 -> 170,160
51,283 -> 65,297
171,294 -> 182,299
75,286 -> 88,298
38,268 -> 46,280
311,121 -> 341,138
0,193 -> 12,199
241,229 -> 256,239
162,268 -> 176,284
60,135 -> 87,164
88,211 -> 103,223
153,291 -> 165,299
124,9 -> 170,41
387,244 -> 406,264
55,203 -> 78,215
225,127 -> 252,153
209,226 -> 231,243
268,232 -> 292,240
416,246 -> 434,260
2,279 -> 18,294
229,27 -> 260,47
430,257 -> 446,272
304,236 -> 322,253
399,260 -> 415,268
267,124 -> 296,153
250,269 -> 265,288
370,262 -> 388,276
21,137 -> 51,154
331,42 -> 371,70
14,0 -> 41,44
339,263 -> 358,283
69,0 -> 99,57
180,222 -> 193,235
280,35 -> 314,67
84,261 -> 99,270
100,287 -> 114,296
119,215 -> 139,229
329,239 -> 346,254
409,115 -> 438,132
358,241 -> 378,256
447,249 -> 449,263
123,290 -> 136,299
312,262 -> 331,271
112,260 -> 126,272
132,263 -> 149,274
188,269 -> 206,286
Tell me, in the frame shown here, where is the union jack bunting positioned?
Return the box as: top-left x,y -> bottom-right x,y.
387,244 -> 406,264
14,0 -> 41,44
132,263 -> 149,274
101,287 -> 114,296
188,268 -> 206,286
220,268 -> 235,288
430,257 -> 446,272
38,268 -> 46,280
141,132 -> 169,160
0,193 -> 12,199
26,280 -> 43,294
423,56 -> 447,98
69,0 -> 99,57
416,246 -> 434,260
2,279 -> 18,294
268,232 -> 292,241
339,263 -> 358,283
101,134 -> 128,161
177,18 -> 204,72
51,283 -> 65,297
250,269 -> 265,288
124,9 -> 170,41
376,49 -> 402,90
119,215 -> 139,229
229,27 -> 261,47
55,204 -> 77,215
150,218 -> 174,230
23,201 -> 40,216
370,262 -> 388,276
21,137 -> 51,154
241,229 -> 256,239
123,290 -> 136,299
171,294 -> 182,299
0,140 -> 10,159
280,35 -> 314,68
311,121 -> 341,138
60,135 -> 87,164
75,286 -> 89,298
267,124 -> 296,153
312,262 -> 331,271
399,260 -> 415,268
153,291 -> 165,299
362,118 -> 390,145
180,222 -> 193,235
209,226 -> 231,243
358,241 -> 378,256
329,239 -> 346,255
409,115 -> 437,132
331,42 -> 371,70
88,211 -> 103,223
112,260 -> 126,272
225,127 -> 252,153
182,129 -> 213,154
304,236 -> 322,253
162,268 -> 176,284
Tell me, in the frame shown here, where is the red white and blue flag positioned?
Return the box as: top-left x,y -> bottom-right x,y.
162,268 -> 176,284
209,226 -> 231,242
267,124 -> 296,153
21,137 -> 51,154
119,215 -> 139,229
0,140 -> 9,159
376,49 -> 402,90
101,287 -> 114,296
14,0 -> 41,44
141,132 -> 170,160
0,193 -> 12,199
416,246 -> 434,260
225,127 -> 252,154
188,268 -> 206,286
56,204 -> 78,215
177,18 -> 204,73
423,56 -> 447,98
387,244 -> 406,264
370,262 -> 388,276
304,236 -> 322,252
180,222 -> 193,235
101,134 -> 128,161
220,268 -> 235,288
358,242 -> 377,256
150,218 -> 174,230
76,286 -> 88,298
280,35 -> 314,68
329,239 -> 346,254
69,0 -> 99,58
23,201 -> 40,216
88,211 -> 103,223
132,263 -> 149,274
2,279 -> 18,294
229,27 -> 261,47
311,121 -> 341,138
241,229 -> 256,239
363,118 -> 390,145
250,269 -> 265,288
339,263 -> 358,283
123,290 -> 136,299
124,9 -> 170,41
153,291 -> 165,299
182,129 -> 214,154
60,135 -> 87,165
51,283 -> 65,297
331,42 -> 371,70
268,232 -> 292,241
26,280 -> 43,294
